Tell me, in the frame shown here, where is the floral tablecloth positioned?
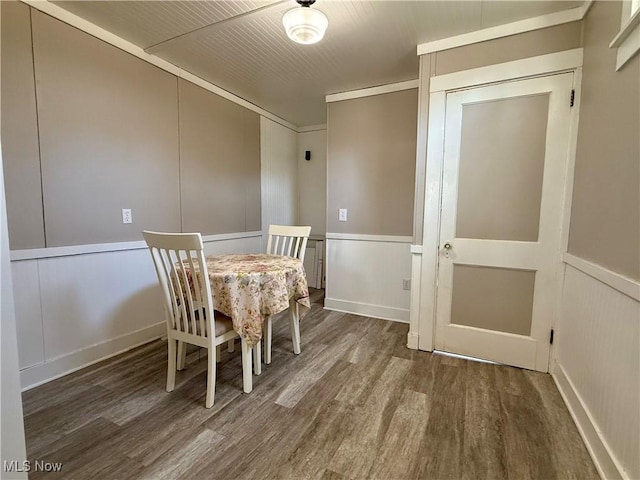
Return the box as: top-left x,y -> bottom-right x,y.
201,254 -> 310,347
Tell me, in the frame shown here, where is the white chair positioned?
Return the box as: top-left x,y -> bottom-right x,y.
143,230 -> 252,408
264,224 -> 311,364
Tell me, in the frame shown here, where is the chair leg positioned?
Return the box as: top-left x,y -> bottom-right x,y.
264,317 -> 273,365
253,340 -> 262,375
205,346 -> 216,408
289,302 -> 301,355
167,338 -> 177,392
227,338 -> 235,353
241,338 -> 252,394
177,341 -> 187,370
216,344 -> 222,363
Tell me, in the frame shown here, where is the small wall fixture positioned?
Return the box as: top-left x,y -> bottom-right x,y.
283,0 -> 328,45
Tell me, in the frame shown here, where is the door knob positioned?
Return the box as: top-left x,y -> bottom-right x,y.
443,242 -> 452,250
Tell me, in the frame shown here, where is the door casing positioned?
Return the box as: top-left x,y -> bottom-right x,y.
412,49 -> 584,372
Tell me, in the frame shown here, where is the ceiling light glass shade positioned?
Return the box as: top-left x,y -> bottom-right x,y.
282,7 -> 328,45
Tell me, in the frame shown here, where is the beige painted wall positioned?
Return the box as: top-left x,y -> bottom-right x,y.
298,129 -> 327,236
179,79 -> 260,235
568,1 -> 639,281
434,21 -> 583,75
33,10 -> 181,247
327,89 -> 417,236
1,5 -> 262,249
0,2 -> 44,249
0,2 -> 29,472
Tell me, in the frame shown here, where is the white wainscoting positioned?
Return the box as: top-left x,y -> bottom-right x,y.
12,232 -> 262,390
325,234 -> 412,323
304,239 -> 324,289
553,262 -> 639,480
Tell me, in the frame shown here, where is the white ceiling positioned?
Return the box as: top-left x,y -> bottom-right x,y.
54,0 -> 582,127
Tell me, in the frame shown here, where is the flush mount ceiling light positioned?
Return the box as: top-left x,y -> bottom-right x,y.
282,0 -> 328,45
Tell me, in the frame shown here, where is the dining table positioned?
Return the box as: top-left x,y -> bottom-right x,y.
202,253 -> 310,384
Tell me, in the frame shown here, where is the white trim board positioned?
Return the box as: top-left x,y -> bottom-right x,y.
10,231 -> 262,261
20,322 -> 165,391
326,233 -> 412,243
610,7 -> 640,71
417,7 -> 585,55
325,80 -> 419,103
324,298 -> 409,323
407,249 -> 423,350
563,253 -> 640,301
430,49 -> 583,92
298,124 -> 327,133
20,0 -> 298,132
610,8 -> 640,48
552,359 -> 626,480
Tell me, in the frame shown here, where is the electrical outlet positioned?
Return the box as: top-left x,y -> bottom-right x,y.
122,208 -> 132,224
402,278 -> 411,291
339,208 -> 348,222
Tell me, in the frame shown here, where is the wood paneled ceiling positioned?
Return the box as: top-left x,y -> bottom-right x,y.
53,1 -> 582,127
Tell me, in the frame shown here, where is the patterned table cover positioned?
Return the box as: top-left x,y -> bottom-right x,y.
204,254 -> 310,347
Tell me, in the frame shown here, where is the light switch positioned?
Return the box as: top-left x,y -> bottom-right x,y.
122,208 -> 132,224
339,208 -> 347,222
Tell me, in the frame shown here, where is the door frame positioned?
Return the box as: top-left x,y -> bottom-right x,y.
413,49 -> 584,362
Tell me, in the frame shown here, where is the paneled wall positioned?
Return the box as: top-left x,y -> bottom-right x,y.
1,2 -> 268,388
0,2 -> 261,250
13,234 -> 262,390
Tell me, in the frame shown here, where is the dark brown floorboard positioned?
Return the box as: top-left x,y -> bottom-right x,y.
22,289 -> 598,479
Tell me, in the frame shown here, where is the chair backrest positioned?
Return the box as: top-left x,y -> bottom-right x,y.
266,225 -> 312,262
143,231 -> 214,341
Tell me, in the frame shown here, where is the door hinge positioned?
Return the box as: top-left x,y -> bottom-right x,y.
549,329 -> 555,345
570,89 -> 575,107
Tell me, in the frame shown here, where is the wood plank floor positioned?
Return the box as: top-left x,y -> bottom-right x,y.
22,289 -> 598,479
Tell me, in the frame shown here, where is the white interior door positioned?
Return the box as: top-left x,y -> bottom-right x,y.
434,73 -> 574,372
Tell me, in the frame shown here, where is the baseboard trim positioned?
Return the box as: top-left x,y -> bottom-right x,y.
552,359 -> 625,480
407,332 -> 419,349
20,322 -> 165,391
324,298 -> 409,323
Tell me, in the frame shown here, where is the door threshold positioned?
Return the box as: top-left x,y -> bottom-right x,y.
434,350 -> 501,366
